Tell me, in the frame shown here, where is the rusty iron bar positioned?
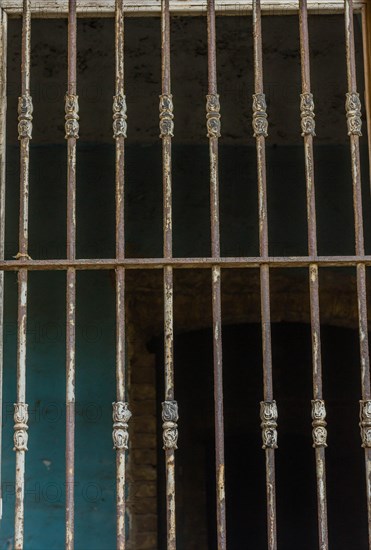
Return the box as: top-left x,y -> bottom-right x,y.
252,1 -> 277,548
4,255 -> 371,271
299,2 -> 329,548
112,1 -> 131,549
344,0 -> 371,544
160,0 -> 178,548
65,1 -> 78,548
361,5 -> 371,195
206,1 -> 226,548
13,1 -> 32,548
0,6 -> 7,521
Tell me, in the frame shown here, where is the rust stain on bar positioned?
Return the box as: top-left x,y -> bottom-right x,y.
252,1 -> 277,548
345,0 -> 371,545
65,1 -> 78,549
14,1 -> 31,548
207,1 -> 226,548
0,6 -> 8,520
1,255 -> 371,272
299,1 -> 329,548
160,0 -> 178,547
253,0 -> 277,544
112,1 -> 131,548
361,4 -> 371,195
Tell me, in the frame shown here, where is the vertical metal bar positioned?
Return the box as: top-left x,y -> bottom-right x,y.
252,2 -> 278,549
206,1 -> 226,548
0,7 -> 7,521
344,1 -> 371,545
65,1 -> 78,548
112,1 -> 131,549
361,5 -> 371,194
299,2 -> 329,549
14,1 -> 32,548
159,1 -> 178,549
347,0 -> 371,507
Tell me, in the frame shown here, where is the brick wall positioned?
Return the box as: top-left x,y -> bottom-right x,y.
127,319 -> 158,550
124,268 -> 367,547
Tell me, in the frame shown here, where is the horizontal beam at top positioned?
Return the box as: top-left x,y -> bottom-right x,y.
0,0 -> 365,17
0,256 -> 370,270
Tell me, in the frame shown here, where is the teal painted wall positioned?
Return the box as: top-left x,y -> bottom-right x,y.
2,269 -> 117,550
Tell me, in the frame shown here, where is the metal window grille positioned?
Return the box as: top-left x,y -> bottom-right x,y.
0,1 -> 370,549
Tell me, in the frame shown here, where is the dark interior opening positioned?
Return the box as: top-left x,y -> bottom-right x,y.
154,323 -> 368,550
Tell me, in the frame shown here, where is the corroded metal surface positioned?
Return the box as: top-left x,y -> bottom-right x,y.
0,6 -> 7,521
299,1 -> 329,547
1,255 -> 371,271
346,91 -> 362,136
65,94 -> 79,139
14,1 -> 31,548
252,93 -> 268,137
17,94 -> 32,139
300,92 -> 316,137
252,1 -> 277,548
112,401 -> 131,450
260,401 -> 278,450
113,93 -> 127,139
159,94 -> 174,138
360,401 -> 371,448
207,1 -> 226,549
115,269 -> 127,548
161,0 -> 178,548
13,403 -> 28,452
206,94 -> 221,138
362,4 -> 371,195
162,401 -> 179,450
65,1 -> 77,549
345,0 -> 371,544
312,400 -> 327,448
114,0 -> 130,548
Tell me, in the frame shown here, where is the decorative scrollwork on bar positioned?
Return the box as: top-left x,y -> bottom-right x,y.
346,92 -> 362,136
18,94 -> 33,140
260,401 -> 278,449
65,94 -> 80,139
13,403 -> 29,452
112,401 -> 132,450
360,400 -> 371,448
162,400 -> 179,450
159,94 -> 174,138
206,94 -> 221,138
113,93 -> 127,139
252,93 -> 268,138
300,93 -> 316,137
311,399 -> 327,448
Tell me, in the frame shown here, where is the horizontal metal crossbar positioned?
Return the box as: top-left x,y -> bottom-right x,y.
0,256 -> 370,270
0,0 -> 365,17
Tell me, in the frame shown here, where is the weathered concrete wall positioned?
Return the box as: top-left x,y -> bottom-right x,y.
5,15 -> 366,147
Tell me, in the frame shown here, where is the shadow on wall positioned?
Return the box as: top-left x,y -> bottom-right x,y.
5,142 -> 371,262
